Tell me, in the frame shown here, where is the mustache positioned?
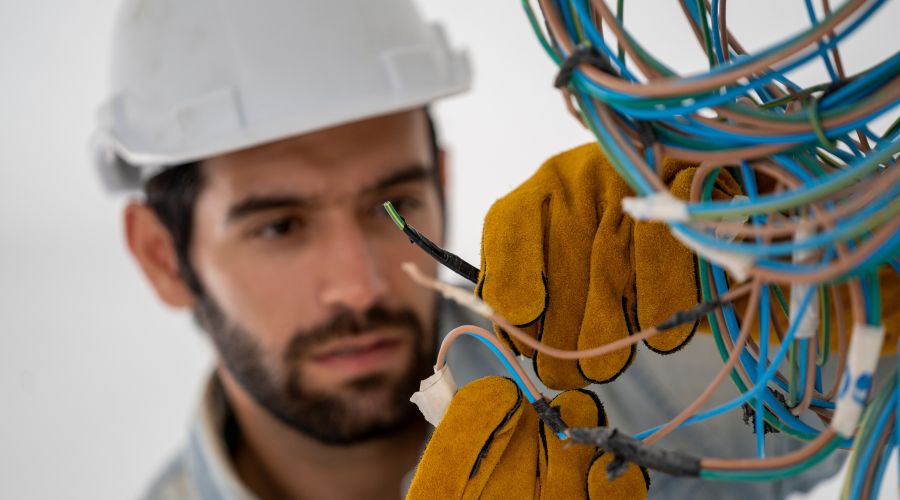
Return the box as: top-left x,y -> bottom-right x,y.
283,306 -> 424,362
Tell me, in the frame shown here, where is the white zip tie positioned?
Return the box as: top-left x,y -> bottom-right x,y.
714,195 -> 750,242
670,227 -> 755,282
831,323 -> 886,438
622,192 -> 690,222
790,226 -> 819,339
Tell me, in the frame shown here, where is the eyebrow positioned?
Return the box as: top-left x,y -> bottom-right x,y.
225,164 -> 434,223
366,164 -> 434,194
227,195 -> 315,222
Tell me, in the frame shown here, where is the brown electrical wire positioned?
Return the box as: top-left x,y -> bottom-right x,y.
643,280 -> 762,445
405,261 -> 755,363
701,166 -> 900,240
522,0 -> 895,476
703,428 -> 837,470
717,0 -> 729,63
538,0 -> 868,97
435,324 -> 542,400
493,281 -> 747,360
822,282 -> 849,401
791,332 -> 819,416
859,416 -> 894,499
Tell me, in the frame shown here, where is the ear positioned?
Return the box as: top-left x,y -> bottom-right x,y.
124,201 -> 195,308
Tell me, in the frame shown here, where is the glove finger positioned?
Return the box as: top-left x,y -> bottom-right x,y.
533,167 -> 602,389
586,452 -> 650,500
407,377 -> 525,500
478,183 -> 550,328
635,167 -> 699,353
494,321 -> 539,358
539,389 -> 607,500
577,220 -> 637,383
478,398 -> 540,500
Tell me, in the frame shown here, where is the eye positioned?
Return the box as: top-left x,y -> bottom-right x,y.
255,217 -> 306,239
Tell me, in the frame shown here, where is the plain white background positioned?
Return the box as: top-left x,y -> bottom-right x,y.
1,1 -> 897,498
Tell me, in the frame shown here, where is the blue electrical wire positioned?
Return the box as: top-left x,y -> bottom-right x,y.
850,391 -> 897,500
654,101 -> 898,146
711,262 -> 833,416
803,0 -> 840,82
635,283 -> 822,440
566,0 -> 891,115
460,332 -> 569,440
741,160 -> 769,456
674,171 -> 900,258
463,332 -> 537,403
870,437 -> 896,500
756,283 -> 769,457
567,0 -> 640,81
709,0 -> 726,65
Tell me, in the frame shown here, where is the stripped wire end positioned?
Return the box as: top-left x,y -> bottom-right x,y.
383,201 -> 407,230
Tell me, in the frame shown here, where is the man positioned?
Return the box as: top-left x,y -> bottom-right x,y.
94,1 -> 842,499
94,1 -> 500,498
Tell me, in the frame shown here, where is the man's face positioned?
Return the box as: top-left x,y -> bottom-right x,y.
189,110 -> 443,444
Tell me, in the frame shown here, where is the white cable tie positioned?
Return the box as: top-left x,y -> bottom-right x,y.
622,192 -> 690,222
831,323 -> 886,438
790,226 -> 819,339
714,195 -> 749,242
409,365 -> 458,427
671,227 -> 754,281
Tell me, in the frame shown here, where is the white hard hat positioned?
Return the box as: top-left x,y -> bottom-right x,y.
92,0 -> 471,191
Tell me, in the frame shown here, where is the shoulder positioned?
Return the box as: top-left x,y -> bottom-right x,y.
140,452 -> 199,500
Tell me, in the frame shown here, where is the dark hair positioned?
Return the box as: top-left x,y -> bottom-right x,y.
143,111 -> 442,295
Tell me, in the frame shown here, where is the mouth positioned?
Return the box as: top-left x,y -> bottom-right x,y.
308,330 -> 407,376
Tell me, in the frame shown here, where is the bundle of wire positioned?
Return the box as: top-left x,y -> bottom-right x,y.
518,0 -> 898,494
386,0 -> 898,495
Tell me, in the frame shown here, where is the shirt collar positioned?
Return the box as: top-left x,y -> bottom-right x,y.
186,375 -> 258,500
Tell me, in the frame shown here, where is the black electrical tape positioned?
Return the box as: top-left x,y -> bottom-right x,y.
554,44 -> 617,89
401,224 -> 481,284
605,453 -> 631,481
655,297 -> 729,332
532,398 -> 568,435
568,427 -> 701,477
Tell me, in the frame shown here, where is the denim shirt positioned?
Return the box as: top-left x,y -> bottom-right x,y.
142,297 -> 845,500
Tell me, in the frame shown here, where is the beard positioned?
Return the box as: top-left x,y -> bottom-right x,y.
193,293 -> 436,445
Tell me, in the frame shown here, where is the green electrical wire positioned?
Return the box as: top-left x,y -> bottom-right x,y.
698,257 -> 816,440
383,200 -> 406,230
839,371 -> 897,498
616,0 -> 625,63
702,436 -> 841,481
690,143 -> 900,220
523,0 -> 562,65
567,0 -> 588,44
381,202 -> 480,283
695,0 -> 716,67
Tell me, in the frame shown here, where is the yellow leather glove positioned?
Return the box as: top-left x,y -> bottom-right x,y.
407,376 -> 648,499
477,143 -> 740,389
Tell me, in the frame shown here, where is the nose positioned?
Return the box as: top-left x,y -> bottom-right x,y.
318,217 -> 388,312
